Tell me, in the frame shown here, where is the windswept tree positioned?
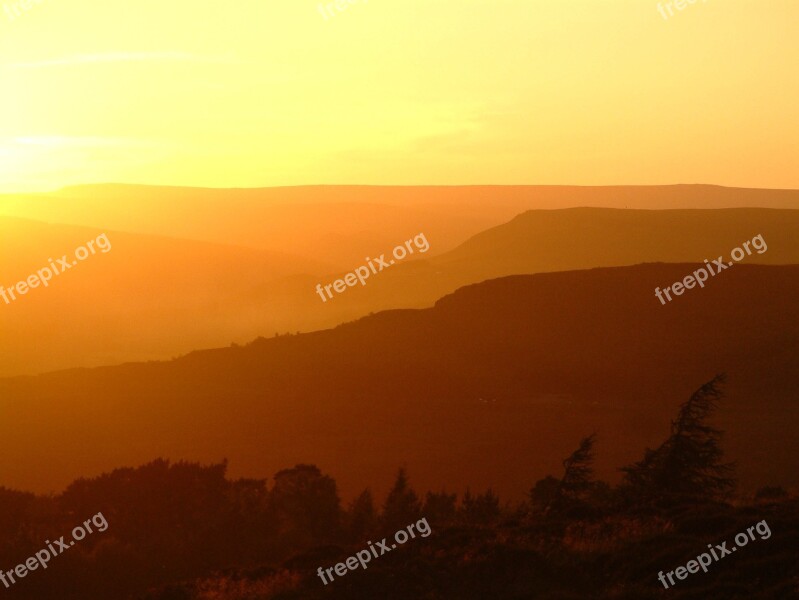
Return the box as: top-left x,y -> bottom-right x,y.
622,374 -> 735,503
528,435 -> 598,515
557,434 -> 597,504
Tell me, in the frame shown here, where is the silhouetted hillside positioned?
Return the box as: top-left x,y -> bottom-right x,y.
0,217 -> 330,377
3,205 -> 798,377
3,183 -> 798,268
1,263 -> 796,499
320,206 -> 799,316
0,185 -> 526,268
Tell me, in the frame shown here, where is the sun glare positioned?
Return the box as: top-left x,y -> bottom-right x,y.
0,139 -> 46,192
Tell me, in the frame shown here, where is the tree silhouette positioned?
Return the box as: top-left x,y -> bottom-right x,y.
532,434 -> 599,515
622,374 -> 735,503
459,488 -> 500,524
423,490 -> 457,525
381,468 -> 421,531
556,434 -> 597,504
347,488 -> 377,542
269,464 -> 341,545
529,475 -> 560,511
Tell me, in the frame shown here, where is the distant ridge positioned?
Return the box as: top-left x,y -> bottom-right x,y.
2,205 -> 798,378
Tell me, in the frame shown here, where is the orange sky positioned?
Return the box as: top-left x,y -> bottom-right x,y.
1,0 -> 797,192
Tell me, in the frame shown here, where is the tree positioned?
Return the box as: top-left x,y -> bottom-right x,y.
531,434 -> 599,515
459,488 -> 501,524
347,489 -> 377,542
529,475 -> 560,511
381,469 -> 421,531
269,464 -> 341,545
423,491 -> 457,525
622,374 -> 735,503
556,434 -> 597,506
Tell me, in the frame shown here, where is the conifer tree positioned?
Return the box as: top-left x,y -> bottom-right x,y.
347,489 -> 377,541
557,434 -> 597,502
382,468 -> 421,531
622,374 -> 735,502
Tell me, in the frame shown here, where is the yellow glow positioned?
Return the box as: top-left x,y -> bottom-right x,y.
1,0 -> 798,191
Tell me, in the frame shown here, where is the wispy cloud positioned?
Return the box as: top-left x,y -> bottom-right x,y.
7,51 -> 236,69
12,136 -> 158,148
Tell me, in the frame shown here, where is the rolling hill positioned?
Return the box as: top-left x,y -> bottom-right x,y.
1,262 -> 796,500
3,206 -> 798,377
2,184 -> 798,267
0,217 -> 330,377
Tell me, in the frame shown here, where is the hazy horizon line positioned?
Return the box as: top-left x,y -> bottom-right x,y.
3,182 -> 799,195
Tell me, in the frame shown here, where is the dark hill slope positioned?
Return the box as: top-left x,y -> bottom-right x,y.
1,263 -> 797,499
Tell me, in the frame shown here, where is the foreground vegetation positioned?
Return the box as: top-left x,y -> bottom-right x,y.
1,376 -> 795,599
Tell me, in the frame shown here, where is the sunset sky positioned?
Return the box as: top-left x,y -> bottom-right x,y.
1,0 -> 797,192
